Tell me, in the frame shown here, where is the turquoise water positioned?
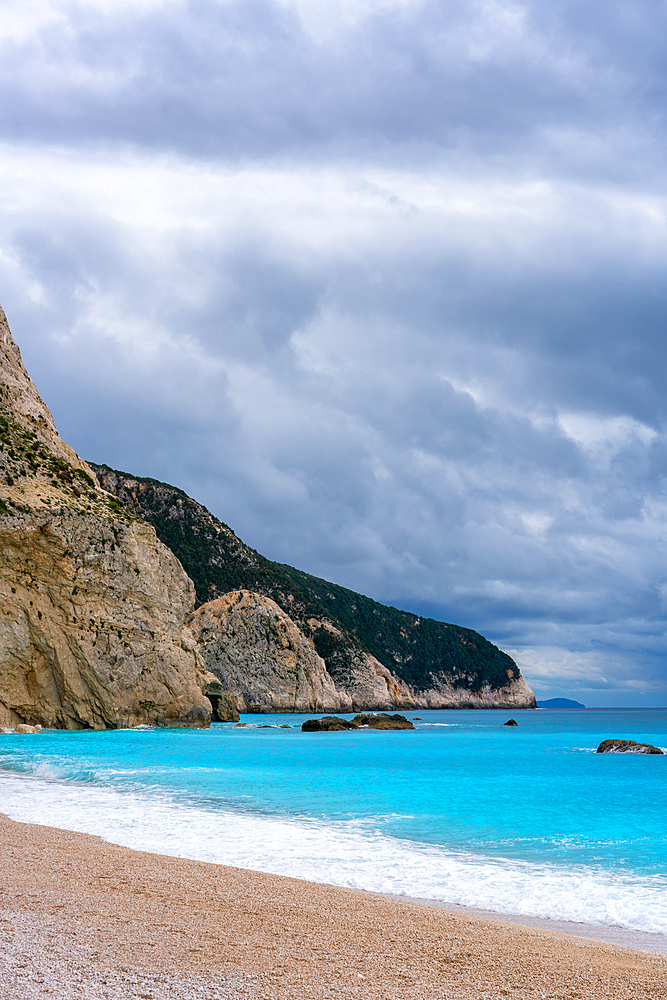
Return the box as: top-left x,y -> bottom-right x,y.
1,708 -> 666,933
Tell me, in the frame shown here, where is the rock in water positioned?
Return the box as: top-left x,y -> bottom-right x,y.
203,680 -> 239,723
596,739 -> 664,755
503,719 -> 518,726
302,713 -> 415,731
0,308 -> 215,730
302,716 -> 358,731
188,590 -> 346,714
351,713 -> 414,730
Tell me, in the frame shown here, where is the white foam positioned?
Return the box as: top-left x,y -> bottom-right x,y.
1,769 -> 666,935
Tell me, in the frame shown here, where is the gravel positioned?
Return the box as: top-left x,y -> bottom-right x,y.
1,814 -> 665,1000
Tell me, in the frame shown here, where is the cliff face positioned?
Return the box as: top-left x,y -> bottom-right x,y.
0,309 -> 215,729
189,591 -> 346,713
91,465 -> 537,712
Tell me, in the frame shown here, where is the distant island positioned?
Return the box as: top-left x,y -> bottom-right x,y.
537,698 -> 585,709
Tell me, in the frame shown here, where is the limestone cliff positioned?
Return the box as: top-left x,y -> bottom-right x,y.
189,593 -> 535,713
188,591 -> 346,713
91,465 -> 537,713
0,308 -> 216,729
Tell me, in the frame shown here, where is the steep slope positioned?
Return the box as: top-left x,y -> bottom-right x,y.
188,590 -> 345,713
0,309 -> 219,729
90,464 -> 536,710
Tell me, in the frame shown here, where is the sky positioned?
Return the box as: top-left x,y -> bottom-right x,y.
1,0 -> 667,705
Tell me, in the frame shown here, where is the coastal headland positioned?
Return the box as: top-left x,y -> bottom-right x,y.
0,306 -> 535,730
1,814 -> 664,1000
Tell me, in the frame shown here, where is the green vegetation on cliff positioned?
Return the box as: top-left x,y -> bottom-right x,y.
89,464 -> 521,694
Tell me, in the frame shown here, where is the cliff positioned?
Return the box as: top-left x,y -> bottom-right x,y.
188,590 -> 345,713
0,309 -> 218,729
90,465 -> 536,712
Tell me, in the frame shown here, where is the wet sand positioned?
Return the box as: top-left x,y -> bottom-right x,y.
1,813 -> 665,999
394,896 -> 667,956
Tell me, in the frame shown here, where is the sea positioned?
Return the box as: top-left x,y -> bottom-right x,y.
1,708 -> 666,939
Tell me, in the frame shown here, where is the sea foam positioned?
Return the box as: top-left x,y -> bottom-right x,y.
1,767 -> 666,936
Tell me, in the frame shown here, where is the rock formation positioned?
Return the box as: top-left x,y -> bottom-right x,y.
351,713 -> 414,730
596,739 -> 664,755
302,716 -> 358,732
0,308 -> 219,729
301,713 -> 414,731
188,590 -> 345,713
90,465 -> 538,713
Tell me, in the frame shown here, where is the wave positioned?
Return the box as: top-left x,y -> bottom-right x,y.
1,767 -> 666,936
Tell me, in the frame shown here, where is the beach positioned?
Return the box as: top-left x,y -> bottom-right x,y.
1,814 -> 665,1000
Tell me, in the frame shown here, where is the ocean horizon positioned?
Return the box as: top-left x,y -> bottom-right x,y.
1,707 -> 666,939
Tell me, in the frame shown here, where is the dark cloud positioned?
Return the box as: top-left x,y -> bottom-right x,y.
0,0 -> 666,174
1,1 -> 667,703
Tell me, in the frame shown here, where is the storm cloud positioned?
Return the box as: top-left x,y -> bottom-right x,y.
2,0 -> 667,703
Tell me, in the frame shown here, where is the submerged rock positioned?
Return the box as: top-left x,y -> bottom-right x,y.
351,713 -> 415,730
596,739 -> 664,755
302,716 -> 357,732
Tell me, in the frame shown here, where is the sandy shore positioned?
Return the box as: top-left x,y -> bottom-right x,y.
1,814 -> 665,1000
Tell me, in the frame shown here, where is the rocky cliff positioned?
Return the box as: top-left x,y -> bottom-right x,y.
0,309 -> 217,729
91,465 -> 537,712
188,591 -> 345,713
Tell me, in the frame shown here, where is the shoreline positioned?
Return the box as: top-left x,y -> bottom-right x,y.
4,803 -> 665,957
389,894 -> 667,955
2,814 -> 666,999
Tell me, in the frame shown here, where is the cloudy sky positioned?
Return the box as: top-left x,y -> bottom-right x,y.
2,0 -> 667,705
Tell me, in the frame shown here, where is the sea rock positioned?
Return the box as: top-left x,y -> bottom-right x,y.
503,719 -> 518,727
188,591 -> 346,714
302,716 -> 358,731
205,680 -> 239,722
351,713 -> 415,730
14,723 -> 40,734
0,308 -> 215,730
596,739 -> 664,755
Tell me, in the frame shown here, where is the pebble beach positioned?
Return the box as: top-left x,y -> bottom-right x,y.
1,814 -> 665,1000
